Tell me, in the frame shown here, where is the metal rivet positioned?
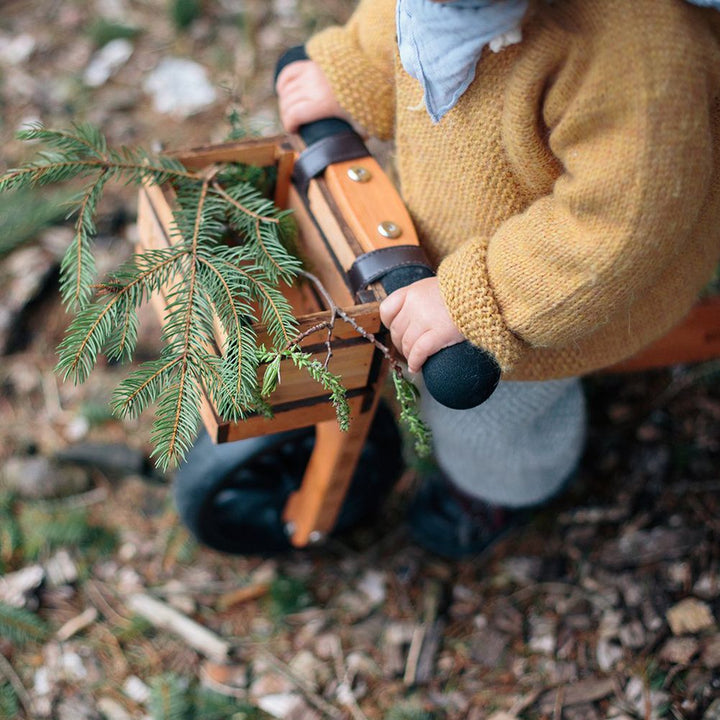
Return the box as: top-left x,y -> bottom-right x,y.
378,221 -> 402,239
347,166 -> 372,183
308,530 -> 325,544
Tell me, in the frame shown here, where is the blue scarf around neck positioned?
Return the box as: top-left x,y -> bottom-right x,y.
397,0 -> 720,124
396,0 -> 529,123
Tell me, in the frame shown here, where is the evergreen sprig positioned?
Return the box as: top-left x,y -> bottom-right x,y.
0,682 -> 19,720
1,123 -> 304,469
148,673 -> 191,720
147,672 -> 265,720
1,123 -> 431,469
259,344 -> 350,431
0,601 -> 49,645
392,369 -> 432,458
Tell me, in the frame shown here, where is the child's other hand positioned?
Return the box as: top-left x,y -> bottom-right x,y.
379,277 -> 465,374
276,60 -> 348,133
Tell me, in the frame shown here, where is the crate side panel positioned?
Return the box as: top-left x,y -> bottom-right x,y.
222,393 -> 368,441
262,341 -> 375,405
175,138 -> 287,171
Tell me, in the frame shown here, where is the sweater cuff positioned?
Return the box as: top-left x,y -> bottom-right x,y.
437,240 -> 526,373
307,28 -> 395,141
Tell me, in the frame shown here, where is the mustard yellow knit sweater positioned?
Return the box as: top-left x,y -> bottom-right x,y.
307,0 -> 720,380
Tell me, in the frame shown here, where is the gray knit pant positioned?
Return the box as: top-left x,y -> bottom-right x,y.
419,377 -> 586,508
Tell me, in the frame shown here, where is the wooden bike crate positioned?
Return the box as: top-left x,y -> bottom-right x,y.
135,136 -> 391,546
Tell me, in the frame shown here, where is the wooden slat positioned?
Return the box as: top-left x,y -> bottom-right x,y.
173,137 -> 289,171
265,342 -> 376,405
306,182 -> 359,272
220,393 -> 369,442
323,157 -> 420,255
274,148 -> 295,209
288,184 -> 356,305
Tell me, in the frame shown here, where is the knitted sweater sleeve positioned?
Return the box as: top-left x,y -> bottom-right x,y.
438,3 -> 720,371
306,0 -> 396,140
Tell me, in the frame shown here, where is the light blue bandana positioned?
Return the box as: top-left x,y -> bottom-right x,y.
397,0 -> 720,124
397,0 -> 529,123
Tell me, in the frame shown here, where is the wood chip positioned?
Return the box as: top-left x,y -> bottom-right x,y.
538,677 -> 616,714
701,634 -> 720,669
56,607 -> 98,642
666,598 -> 715,635
126,593 -> 232,663
659,637 -> 700,665
597,528 -> 703,568
216,583 -> 270,612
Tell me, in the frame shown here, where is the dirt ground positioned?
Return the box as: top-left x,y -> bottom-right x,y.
1,2 -> 719,719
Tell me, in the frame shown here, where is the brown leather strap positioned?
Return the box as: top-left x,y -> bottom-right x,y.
347,245 -> 432,296
292,131 -> 370,195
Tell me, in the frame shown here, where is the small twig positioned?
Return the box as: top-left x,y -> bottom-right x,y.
290,320 -> 332,346
508,581 -> 586,605
650,360 -> 720,409
85,580 -> 134,629
554,686 -> 565,720
644,677 -> 652,720
126,593 -> 232,663
91,623 -> 130,677
255,647 -> 345,720
329,636 -> 370,720
403,626 -> 425,686
323,316 -> 335,368
216,583 -> 270,612
42,369 -> 63,416
298,270 -> 398,368
509,688 -> 544,716
34,486 -> 109,512
199,664 -> 248,700
0,650 -> 33,717
56,606 -> 98,641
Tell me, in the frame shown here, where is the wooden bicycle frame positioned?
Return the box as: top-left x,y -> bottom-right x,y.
137,136 -> 720,548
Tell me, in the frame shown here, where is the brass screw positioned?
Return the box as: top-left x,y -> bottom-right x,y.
347,166 -> 371,182
378,221 -> 402,239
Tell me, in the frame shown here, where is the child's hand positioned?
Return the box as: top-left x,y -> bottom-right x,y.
380,277 -> 465,374
275,60 -> 349,133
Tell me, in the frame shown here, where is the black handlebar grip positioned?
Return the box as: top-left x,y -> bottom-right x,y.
275,46 -> 357,147
276,47 -> 500,410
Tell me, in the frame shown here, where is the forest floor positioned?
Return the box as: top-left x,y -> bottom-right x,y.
0,1 -> 719,719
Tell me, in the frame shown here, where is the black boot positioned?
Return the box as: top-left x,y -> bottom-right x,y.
407,474 -> 528,560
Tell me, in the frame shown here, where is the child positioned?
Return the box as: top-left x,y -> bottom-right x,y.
276,0 -> 720,558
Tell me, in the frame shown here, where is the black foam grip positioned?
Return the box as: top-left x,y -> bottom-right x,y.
276,48 -> 500,410
275,47 -> 356,147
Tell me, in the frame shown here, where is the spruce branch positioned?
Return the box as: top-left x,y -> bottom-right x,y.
0,658 -> 29,720
149,673 -> 192,720
0,602 -> 49,645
